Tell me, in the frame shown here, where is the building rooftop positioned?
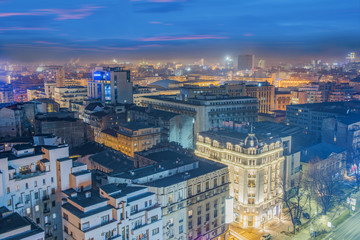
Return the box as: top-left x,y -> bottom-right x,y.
287,101 -> 360,115
112,149 -> 227,187
142,95 -> 257,106
119,122 -> 155,131
141,160 -> 226,188
88,150 -> 134,173
67,189 -> 107,208
301,143 -> 346,163
0,212 -> 44,239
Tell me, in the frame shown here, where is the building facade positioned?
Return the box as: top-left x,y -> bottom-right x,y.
54,86 -> 87,109
61,184 -> 163,240
97,123 -> 161,157
195,130 -> 286,228
108,149 -> 232,240
246,84 -> 275,114
0,144 -> 71,239
0,84 -> 14,103
88,67 -> 133,104
138,95 -> 258,135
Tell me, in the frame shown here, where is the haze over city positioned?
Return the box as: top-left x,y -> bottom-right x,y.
0,0 -> 359,63
0,1 -> 360,240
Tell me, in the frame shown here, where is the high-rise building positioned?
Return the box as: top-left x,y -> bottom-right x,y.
54,86 -> 87,108
44,82 -> 56,99
88,67 -> 133,104
43,66 -> 65,88
238,54 -> 254,71
258,59 -> 266,69
246,83 -> 275,113
0,144 -> 72,239
0,84 -> 14,103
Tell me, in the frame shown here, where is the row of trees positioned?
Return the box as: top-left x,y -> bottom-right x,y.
282,160 -> 342,234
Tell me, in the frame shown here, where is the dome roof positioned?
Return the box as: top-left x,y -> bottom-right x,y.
244,133 -> 259,148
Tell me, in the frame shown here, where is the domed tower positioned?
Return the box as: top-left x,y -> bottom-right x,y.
244,132 -> 259,148
244,125 -> 259,148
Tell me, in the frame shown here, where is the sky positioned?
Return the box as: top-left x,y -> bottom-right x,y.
0,0 -> 359,63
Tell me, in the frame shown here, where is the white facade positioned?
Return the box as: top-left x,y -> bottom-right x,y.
0,144 -> 70,239
195,131 -> 285,228
108,150 -> 231,240
54,86 -> 87,108
62,184 -> 162,240
44,82 -> 56,99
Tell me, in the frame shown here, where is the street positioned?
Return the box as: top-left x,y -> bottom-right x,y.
325,211 -> 360,240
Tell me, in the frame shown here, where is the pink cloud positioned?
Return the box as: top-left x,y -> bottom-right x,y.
0,12 -> 40,17
243,33 -> 254,37
38,6 -> 103,20
0,6 -> 103,21
139,35 -> 228,41
102,47 -> 139,51
33,41 -> 59,45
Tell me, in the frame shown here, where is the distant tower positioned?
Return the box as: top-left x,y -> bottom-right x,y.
346,52 -> 356,63
257,59 -> 265,69
89,67 -> 133,104
238,54 -> 254,70
43,65 -> 65,88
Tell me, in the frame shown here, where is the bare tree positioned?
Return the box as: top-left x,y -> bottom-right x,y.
306,161 -> 342,215
281,172 -> 308,234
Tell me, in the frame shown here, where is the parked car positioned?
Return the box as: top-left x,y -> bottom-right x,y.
303,212 -> 310,219
261,234 -> 272,240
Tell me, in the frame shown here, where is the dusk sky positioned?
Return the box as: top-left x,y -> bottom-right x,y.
0,0 -> 359,63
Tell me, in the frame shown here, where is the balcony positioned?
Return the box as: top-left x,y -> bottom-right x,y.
13,170 -> 46,181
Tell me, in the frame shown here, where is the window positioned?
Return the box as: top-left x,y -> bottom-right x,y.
6,187 -> 10,193
51,177 -> 54,183
214,209 -> 218,218
52,213 -> 56,219
34,180 -> 37,187
64,226 -> 68,234
197,184 -> 201,194
63,213 -> 68,220
168,193 -> 173,203
145,201 -> 148,207
52,201 -> 56,207
188,220 -> 192,230
35,192 -> 39,199
206,213 -> 210,222
35,205 -> 39,212
36,218 -> 40,224
188,187 -> 192,196
197,216 -> 201,225
152,228 -> 159,235
205,181 -> 209,190
206,203 -> 210,211
82,222 -> 90,230
25,183 -> 29,189
26,208 -> 31,214
213,178 -> 218,187
43,179 -> 45,185
221,175 -> 225,184
101,215 -> 109,225
7,199 -> 11,206
51,188 -> 55,194
197,206 -> 201,215
179,225 -> 183,234
188,210 -> 193,218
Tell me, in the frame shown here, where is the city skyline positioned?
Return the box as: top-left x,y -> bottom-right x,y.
0,0 -> 359,63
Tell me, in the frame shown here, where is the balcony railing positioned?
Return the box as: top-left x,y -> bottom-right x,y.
13,171 -> 46,181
